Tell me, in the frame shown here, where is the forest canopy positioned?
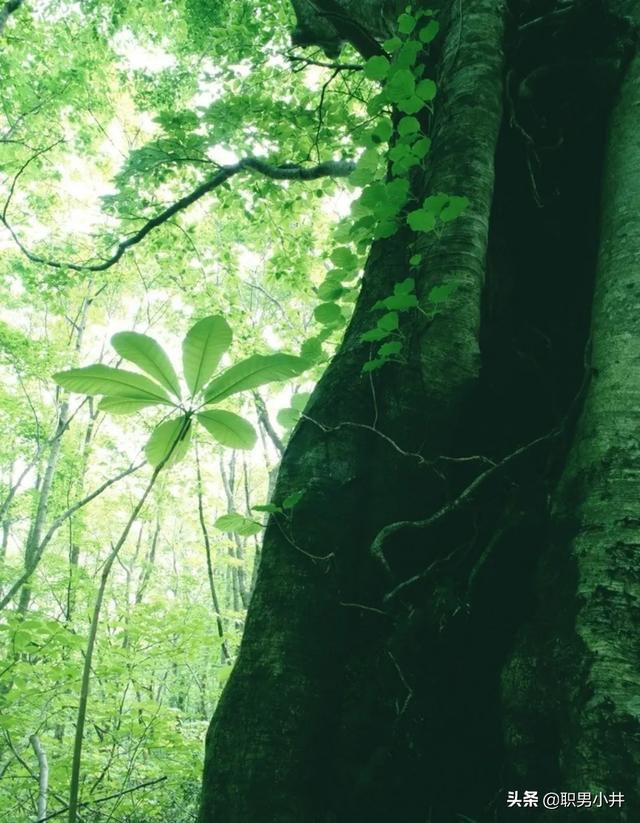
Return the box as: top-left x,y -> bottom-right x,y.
0,0 -> 375,819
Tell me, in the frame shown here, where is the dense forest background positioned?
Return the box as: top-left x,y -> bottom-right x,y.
0,1 -> 354,819
3,0 -> 640,822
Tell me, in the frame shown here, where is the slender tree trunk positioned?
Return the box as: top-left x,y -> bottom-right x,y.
19,295 -> 91,613
29,734 -> 48,823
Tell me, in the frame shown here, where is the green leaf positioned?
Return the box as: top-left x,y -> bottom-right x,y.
394,277 -> 415,295
203,354 -> 308,404
252,504 -> 282,514
290,392 -> 311,412
364,55 -> 390,81
213,513 -> 262,536
395,41 -> 422,69
182,315 -> 232,396
361,327 -> 390,343
383,36 -> 402,52
54,365 -> 172,404
378,312 -> 399,332
371,118 -> 393,143
416,78 -> 437,101
277,407 -> 300,429
419,20 -> 440,43
300,337 -> 324,362
423,193 -> 450,215
362,358 -> 385,372
144,415 -> 192,467
440,195 -> 470,222
409,254 -> 423,267
317,279 -> 345,301
373,219 -> 399,239
111,331 -> 181,398
412,137 -> 432,159
282,490 -> 304,509
407,209 -> 436,233
378,340 -> 402,357
428,282 -> 459,304
398,13 -> 416,34
197,410 -> 257,450
330,246 -> 358,270
314,302 -> 344,326
97,397 -> 160,415
398,116 -> 420,137
385,69 -> 415,103
397,96 -> 425,115
382,293 -> 419,311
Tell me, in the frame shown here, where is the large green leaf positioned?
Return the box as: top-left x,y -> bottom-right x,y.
182,315 -> 232,396
53,365 -> 172,404
213,513 -> 263,536
98,397 -> 160,415
144,415 -> 192,467
197,410 -> 257,450
111,331 -> 181,398
203,354 -> 308,404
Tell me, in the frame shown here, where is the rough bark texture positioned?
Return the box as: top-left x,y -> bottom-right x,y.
200,0 -> 640,820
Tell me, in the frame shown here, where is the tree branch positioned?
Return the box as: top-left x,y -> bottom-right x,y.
307,0 -> 386,59
1,156 -> 355,273
0,0 -> 23,36
0,461 -> 144,611
40,776 -> 167,821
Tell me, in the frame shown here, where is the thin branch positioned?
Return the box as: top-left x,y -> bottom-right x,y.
286,53 -> 363,71
2,140 -> 64,221
40,777 -> 167,822
195,445 -> 231,663
2,156 -> 355,273
0,462 -> 143,611
253,391 -> 284,455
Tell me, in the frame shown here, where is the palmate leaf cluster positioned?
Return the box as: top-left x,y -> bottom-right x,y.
54,315 -> 308,466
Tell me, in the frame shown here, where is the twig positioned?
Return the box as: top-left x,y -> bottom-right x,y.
286,53 -> 363,71
40,777 -> 167,821
1,156 -> 355,273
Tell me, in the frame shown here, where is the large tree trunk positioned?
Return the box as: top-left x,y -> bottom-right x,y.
199,1 -> 640,820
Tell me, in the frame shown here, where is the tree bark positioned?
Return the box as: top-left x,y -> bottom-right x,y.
199,1 -> 506,820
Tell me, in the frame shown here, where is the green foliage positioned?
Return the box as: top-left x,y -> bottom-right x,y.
0,0 -> 473,818
55,316 -> 307,467
182,315 -> 232,396
113,331 -> 182,398
213,513 -> 262,536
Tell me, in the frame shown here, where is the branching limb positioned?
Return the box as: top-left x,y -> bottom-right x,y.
286,52 -> 363,72
40,777 -> 167,822
0,461 -> 144,611
1,156 -> 355,273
